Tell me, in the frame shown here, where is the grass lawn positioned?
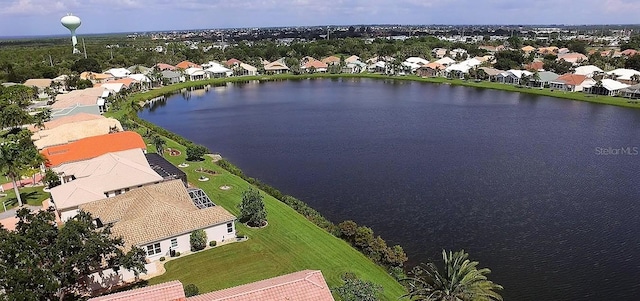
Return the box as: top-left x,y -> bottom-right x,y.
141,136 -> 406,300
0,186 -> 49,210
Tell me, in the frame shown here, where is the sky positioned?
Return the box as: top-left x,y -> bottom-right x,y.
0,0 -> 639,36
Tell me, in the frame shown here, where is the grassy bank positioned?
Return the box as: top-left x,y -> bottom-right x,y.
0,186 -> 48,210
136,133 -> 405,299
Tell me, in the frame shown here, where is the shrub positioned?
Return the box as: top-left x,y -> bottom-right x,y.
186,144 -> 209,161
236,232 -> 244,238
44,169 -> 61,188
209,241 -> 217,247
190,229 -> 207,252
175,251 -> 181,257
238,188 -> 267,227
159,257 -> 166,261
184,284 -> 199,297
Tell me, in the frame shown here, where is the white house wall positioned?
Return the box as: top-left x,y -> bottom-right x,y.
142,221 -> 236,261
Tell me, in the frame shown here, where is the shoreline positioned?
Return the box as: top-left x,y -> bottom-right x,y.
123,73 -> 640,113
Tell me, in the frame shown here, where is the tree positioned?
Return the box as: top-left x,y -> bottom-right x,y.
238,188 -> 267,227
151,134 -> 166,156
354,226 -> 374,249
184,283 -> 200,297
186,144 -> 209,161
0,209 -> 147,300
71,57 -> 102,73
44,168 -> 61,188
0,134 -> 36,207
189,229 -> 207,252
402,250 -> 503,301
34,108 -> 51,130
339,220 -> 358,242
333,272 -> 383,301
625,54 -> 640,71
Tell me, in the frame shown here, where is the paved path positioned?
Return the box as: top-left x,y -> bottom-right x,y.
0,174 -> 43,192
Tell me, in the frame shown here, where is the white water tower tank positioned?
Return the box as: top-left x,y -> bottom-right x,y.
61,14 -> 82,54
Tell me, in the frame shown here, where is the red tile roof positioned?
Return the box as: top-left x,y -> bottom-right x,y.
105,78 -> 136,88
187,270 -> 334,301
225,59 -> 242,67
554,73 -> 587,86
41,131 -> 146,167
621,49 -> 638,56
525,61 -> 544,71
88,280 -> 186,301
176,61 -> 201,70
156,63 -> 177,71
304,60 -> 328,69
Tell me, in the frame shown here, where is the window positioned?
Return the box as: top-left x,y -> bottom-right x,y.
171,238 -> 178,248
227,222 -> 233,233
146,243 -> 161,256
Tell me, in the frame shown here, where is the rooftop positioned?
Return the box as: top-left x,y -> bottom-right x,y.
79,180 -> 236,249
88,280 -> 185,301
32,118 -> 123,149
41,131 -> 146,167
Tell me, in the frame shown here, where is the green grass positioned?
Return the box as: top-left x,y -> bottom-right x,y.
0,186 -> 48,210
145,138 -> 405,299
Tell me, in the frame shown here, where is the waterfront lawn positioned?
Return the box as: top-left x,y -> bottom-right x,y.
145,137 -> 406,300
0,186 -> 48,210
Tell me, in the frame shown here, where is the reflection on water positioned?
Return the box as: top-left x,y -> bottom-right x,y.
140,78 -> 640,301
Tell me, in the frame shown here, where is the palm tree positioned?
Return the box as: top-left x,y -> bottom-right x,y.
152,135 -> 166,156
0,141 -> 31,207
402,250 -> 503,301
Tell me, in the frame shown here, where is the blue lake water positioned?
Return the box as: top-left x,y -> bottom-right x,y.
140,78 -> 640,301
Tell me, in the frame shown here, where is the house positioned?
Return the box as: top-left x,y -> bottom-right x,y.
50,149 -> 164,221
184,67 -> 207,81
533,71 -> 560,88
235,63 -> 258,76
444,58 -> 482,79
28,113 -> 104,132
417,62 -> 445,77
450,48 -> 468,59
104,68 -> 131,79
432,48 -> 448,59
405,57 -> 430,66
127,65 -> 151,75
89,270 -> 334,301
521,45 -> 536,54
80,72 -> 114,84
537,46 -> 559,55
620,83 -> 640,99
145,153 -> 187,186
31,117 -> 123,149
264,60 -> 289,74
224,58 -> 243,67
368,61 -> 388,73
342,61 -> 366,74
478,67 -> 504,81
87,280 -> 186,301
344,55 -> 360,64
549,74 -> 595,92
23,78 -> 53,99
161,70 -> 184,84
557,52 -> 588,65
99,83 -> 126,94
204,62 -> 233,78
621,49 -> 638,57
583,79 -> 629,96
574,65 -> 604,78
102,78 -> 136,90
187,270 -> 334,301
605,68 -> 640,85
321,56 -> 341,65
50,87 -> 109,118
301,60 -> 328,73
176,60 -> 202,70
557,48 -> 570,55
524,61 -> 545,72
434,57 -> 456,67
40,131 -> 147,167
79,180 -> 236,261
154,63 -> 176,71
495,70 -> 533,85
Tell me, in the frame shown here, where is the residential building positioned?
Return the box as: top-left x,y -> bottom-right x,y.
104,68 -> 131,79
127,65 -> 151,75
479,67 -> 505,82
185,67 -> 207,81
417,62 -> 445,77
204,62 -> 233,78
344,55 -> 360,64
432,48 -> 448,59
533,71 -> 560,88
50,87 -> 109,119
605,68 -> 640,85
88,270 -> 334,301
79,180 -> 237,261
40,131 -> 147,167
187,270 -> 334,301
341,61 -> 366,74
161,70 -> 184,84
549,74 -> 596,92
321,56 -> 341,65
495,70 -> 533,85
31,117 -> 123,149
620,83 -> 640,99
176,61 -> 202,70
434,57 -> 455,67
301,60 -> 328,73
583,79 -> 629,96
574,65 -> 604,78
23,78 -> 53,99
154,63 -> 176,71
557,52 -> 588,65
145,153 -> 188,186
264,59 -> 290,74
235,63 -> 258,76
80,72 -> 114,83
521,45 -> 536,54
28,113 -> 104,132
524,61 -> 545,72
50,149 -> 164,221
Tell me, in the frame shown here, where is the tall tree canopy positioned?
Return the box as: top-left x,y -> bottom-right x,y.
402,250 -> 503,301
0,209 -> 147,301
0,130 -> 38,207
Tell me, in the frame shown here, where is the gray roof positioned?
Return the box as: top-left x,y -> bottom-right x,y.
162,70 -> 181,78
537,71 -> 560,83
620,83 -> 640,93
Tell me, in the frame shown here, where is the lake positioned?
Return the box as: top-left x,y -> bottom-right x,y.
140,78 -> 640,301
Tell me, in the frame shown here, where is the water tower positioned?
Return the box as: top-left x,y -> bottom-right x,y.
61,14 -> 81,54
